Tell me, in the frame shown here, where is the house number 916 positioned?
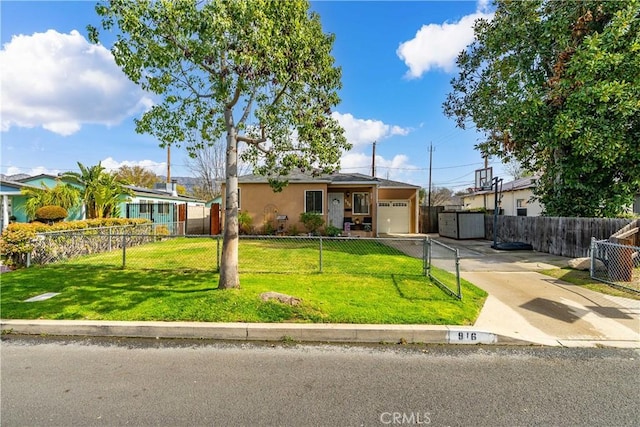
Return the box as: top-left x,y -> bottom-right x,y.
458,332 -> 477,341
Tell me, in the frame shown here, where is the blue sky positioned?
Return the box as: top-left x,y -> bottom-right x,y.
1,0 -> 504,191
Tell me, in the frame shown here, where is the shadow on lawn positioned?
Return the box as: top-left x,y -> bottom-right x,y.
0,264 -> 220,319
391,274 -> 456,301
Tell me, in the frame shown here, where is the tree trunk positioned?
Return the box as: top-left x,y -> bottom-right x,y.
218,109 -> 240,289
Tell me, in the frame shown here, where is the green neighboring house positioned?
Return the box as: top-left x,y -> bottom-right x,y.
2,174 -> 205,230
0,180 -> 40,229
16,174 -> 85,221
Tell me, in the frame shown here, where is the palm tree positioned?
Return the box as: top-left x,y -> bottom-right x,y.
61,162 -> 131,219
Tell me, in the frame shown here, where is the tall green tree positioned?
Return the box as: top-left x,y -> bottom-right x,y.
89,0 -> 349,289
443,0 -> 640,217
115,165 -> 160,189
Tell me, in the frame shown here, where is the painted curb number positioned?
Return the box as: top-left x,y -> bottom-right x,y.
447,330 -> 497,344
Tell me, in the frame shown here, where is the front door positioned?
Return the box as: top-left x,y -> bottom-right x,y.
327,192 -> 344,229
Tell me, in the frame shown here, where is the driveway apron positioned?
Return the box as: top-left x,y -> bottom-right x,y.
434,237 -> 640,347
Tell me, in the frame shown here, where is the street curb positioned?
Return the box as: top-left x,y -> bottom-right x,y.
0,319 -> 537,345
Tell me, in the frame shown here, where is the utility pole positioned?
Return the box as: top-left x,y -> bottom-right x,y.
166,144 -> 171,183
371,141 -> 376,177
427,143 -> 433,208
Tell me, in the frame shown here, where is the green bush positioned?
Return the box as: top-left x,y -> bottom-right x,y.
0,219 -> 153,267
324,225 -> 342,237
263,222 -> 276,235
287,224 -> 301,236
238,211 -> 253,235
35,205 -> 68,223
0,225 -> 37,266
300,212 -> 324,235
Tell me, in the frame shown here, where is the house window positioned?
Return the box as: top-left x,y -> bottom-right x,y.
353,192 -> 370,215
516,199 -> 526,208
238,188 -> 241,210
304,190 -> 323,213
139,199 -> 150,214
157,203 -> 170,214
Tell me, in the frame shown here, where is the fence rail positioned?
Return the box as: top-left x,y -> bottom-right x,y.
590,239 -> 640,294
27,223 -> 184,267
15,231 -> 465,299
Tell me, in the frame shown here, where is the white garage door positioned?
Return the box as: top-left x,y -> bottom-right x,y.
378,200 -> 410,233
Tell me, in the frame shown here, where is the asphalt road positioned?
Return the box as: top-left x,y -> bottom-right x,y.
2,336 -> 639,426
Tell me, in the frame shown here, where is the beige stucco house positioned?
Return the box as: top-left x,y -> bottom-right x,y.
223,171 -> 420,236
462,176 -> 543,217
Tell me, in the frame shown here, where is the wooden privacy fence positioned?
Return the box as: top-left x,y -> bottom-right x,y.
178,204 -> 221,235
485,215 -> 633,258
419,206 -> 445,234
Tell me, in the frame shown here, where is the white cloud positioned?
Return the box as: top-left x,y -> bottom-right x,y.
0,30 -> 153,135
397,3 -> 493,77
6,166 -> 61,176
340,152 -> 421,185
332,112 -> 410,147
101,157 -> 167,176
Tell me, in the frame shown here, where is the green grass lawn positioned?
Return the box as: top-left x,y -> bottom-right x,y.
540,268 -> 640,300
0,238 -> 487,325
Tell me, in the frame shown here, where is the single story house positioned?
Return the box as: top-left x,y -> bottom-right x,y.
123,182 -> 205,225
15,174 -> 86,220
0,179 -> 43,229
1,174 -> 204,229
462,176 -> 543,217
223,171 -> 421,236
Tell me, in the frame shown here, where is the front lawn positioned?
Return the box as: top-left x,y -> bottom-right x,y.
0,238 -> 487,324
540,268 -> 640,300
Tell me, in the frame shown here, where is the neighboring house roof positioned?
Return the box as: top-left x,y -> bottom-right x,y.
0,179 -> 41,194
465,176 -> 537,197
237,171 -> 420,188
126,185 -> 204,203
15,173 -> 59,182
206,196 -> 223,206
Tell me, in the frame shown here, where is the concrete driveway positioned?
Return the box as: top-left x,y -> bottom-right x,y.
430,236 -> 640,348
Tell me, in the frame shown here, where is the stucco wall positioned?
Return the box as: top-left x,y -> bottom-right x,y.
236,182 -> 328,233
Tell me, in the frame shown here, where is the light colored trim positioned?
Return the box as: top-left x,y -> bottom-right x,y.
304,189 -> 324,214
352,191 -> 371,215
2,195 -> 9,230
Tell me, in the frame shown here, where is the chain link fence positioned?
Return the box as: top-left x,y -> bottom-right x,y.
425,239 -> 462,299
590,238 -> 640,293
20,231 -> 464,298
29,223 -> 185,267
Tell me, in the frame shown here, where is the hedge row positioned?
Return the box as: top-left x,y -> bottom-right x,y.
0,218 -> 152,266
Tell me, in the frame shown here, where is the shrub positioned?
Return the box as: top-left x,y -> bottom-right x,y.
300,212 -> 324,235
0,224 -> 37,266
0,218 -> 153,267
287,224 -> 301,236
238,211 -> 253,235
324,225 -> 342,237
263,222 -> 276,235
35,205 -> 67,223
